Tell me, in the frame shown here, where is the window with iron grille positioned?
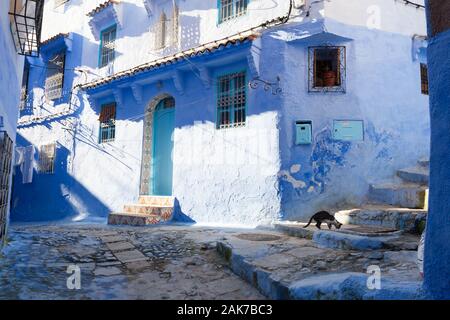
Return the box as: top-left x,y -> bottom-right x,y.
45,52 -> 65,100
38,143 -> 56,174
217,71 -> 247,129
20,62 -> 30,111
99,103 -> 116,143
308,46 -> 346,93
99,26 -> 116,68
0,131 -> 13,245
420,63 -> 429,95
218,0 -> 248,24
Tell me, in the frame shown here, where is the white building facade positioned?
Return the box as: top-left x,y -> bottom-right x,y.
11,0 -> 430,227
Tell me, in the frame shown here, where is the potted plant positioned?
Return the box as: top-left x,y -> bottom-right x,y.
322,65 -> 337,87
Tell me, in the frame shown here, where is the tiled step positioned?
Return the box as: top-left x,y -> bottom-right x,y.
397,166 -> 429,184
123,204 -> 173,217
138,195 -> 175,206
418,158 -> 429,168
369,183 -> 428,209
108,212 -> 168,226
335,205 -> 427,231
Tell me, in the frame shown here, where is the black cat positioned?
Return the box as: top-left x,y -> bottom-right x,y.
303,211 -> 343,230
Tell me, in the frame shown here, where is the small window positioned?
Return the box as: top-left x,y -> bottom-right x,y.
218,0 -> 248,24
45,52 -> 66,100
216,71 -> 246,129
20,62 -> 30,111
39,143 -> 56,174
99,26 -> 116,68
99,103 -> 116,143
309,46 -> 346,92
420,63 -> 429,95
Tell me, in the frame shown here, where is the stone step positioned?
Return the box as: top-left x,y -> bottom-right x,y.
273,222 -> 410,251
108,210 -> 174,226
418,158 -> 429,167
123,204 -> 173,217
397,166 -> 429,184
369,183 -> 428,209
138,195 -> 175,206
335,205 -> 427,231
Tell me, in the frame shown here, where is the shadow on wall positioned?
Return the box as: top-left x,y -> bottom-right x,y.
10,134 -> 110,223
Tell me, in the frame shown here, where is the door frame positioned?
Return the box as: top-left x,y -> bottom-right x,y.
139,93 -> 175,196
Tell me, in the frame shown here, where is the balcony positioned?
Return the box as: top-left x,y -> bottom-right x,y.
8,0 -> 44,57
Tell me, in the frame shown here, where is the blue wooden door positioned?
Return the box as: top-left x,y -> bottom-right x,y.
152,100 -> 175,196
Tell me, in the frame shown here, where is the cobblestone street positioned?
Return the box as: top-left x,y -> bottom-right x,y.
0,223 -> 265,300
0,222 -> 423,300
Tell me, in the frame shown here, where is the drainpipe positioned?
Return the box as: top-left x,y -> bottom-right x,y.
423,0 -> 450,300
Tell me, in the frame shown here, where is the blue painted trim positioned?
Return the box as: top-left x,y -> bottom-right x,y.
86,40 -> 253,95
98,24 -> 117,68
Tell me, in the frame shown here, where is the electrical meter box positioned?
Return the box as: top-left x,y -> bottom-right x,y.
295,121 -> 312,145
333,120 -> 364,141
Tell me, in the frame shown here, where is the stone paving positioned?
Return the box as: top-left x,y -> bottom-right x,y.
0,223 -> 424,300
0,223 -> 264,300
216,230 -> 425,299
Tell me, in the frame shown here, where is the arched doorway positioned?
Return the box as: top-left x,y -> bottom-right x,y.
139,94 -> 175,196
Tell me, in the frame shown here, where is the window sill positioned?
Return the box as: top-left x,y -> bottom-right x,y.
308,86 -> 346,93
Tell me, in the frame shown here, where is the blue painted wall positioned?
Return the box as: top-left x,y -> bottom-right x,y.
423,0 -> 450,299
11,0 -> 430,227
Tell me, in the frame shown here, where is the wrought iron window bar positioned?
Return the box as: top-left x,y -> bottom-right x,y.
0,131 -> 13,245
8,0 -> 44,57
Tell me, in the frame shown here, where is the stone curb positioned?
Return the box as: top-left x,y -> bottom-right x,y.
216,241 -> 426,300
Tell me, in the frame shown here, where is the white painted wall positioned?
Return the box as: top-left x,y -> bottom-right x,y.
0,0 -> 24,232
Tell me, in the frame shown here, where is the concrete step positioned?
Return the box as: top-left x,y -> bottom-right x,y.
123,204 -> 173,217
418,158 -> 429,167
369,183 -> 428,209
273,222 -> 411,251
138,195 -> 175,206
108,212 -> 169,226
335,205 -> 427,231
397,166 -> 429,184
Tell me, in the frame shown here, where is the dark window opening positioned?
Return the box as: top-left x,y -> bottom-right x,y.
314,48 -> 341,88
420,63 -> 429,95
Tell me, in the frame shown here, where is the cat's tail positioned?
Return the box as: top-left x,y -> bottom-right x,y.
303,217 -> 314,228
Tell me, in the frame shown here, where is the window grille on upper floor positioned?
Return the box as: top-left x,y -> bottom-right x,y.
217,71 -> 247,129
420,63 -> 429,95
100,25 -> 116,68
20,62 -> 30,111
99,103 -> 116,143
38,143 -> 56,174
218,0 -> 248,24
8,0 -> 44,56
45,52 -> 65,100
